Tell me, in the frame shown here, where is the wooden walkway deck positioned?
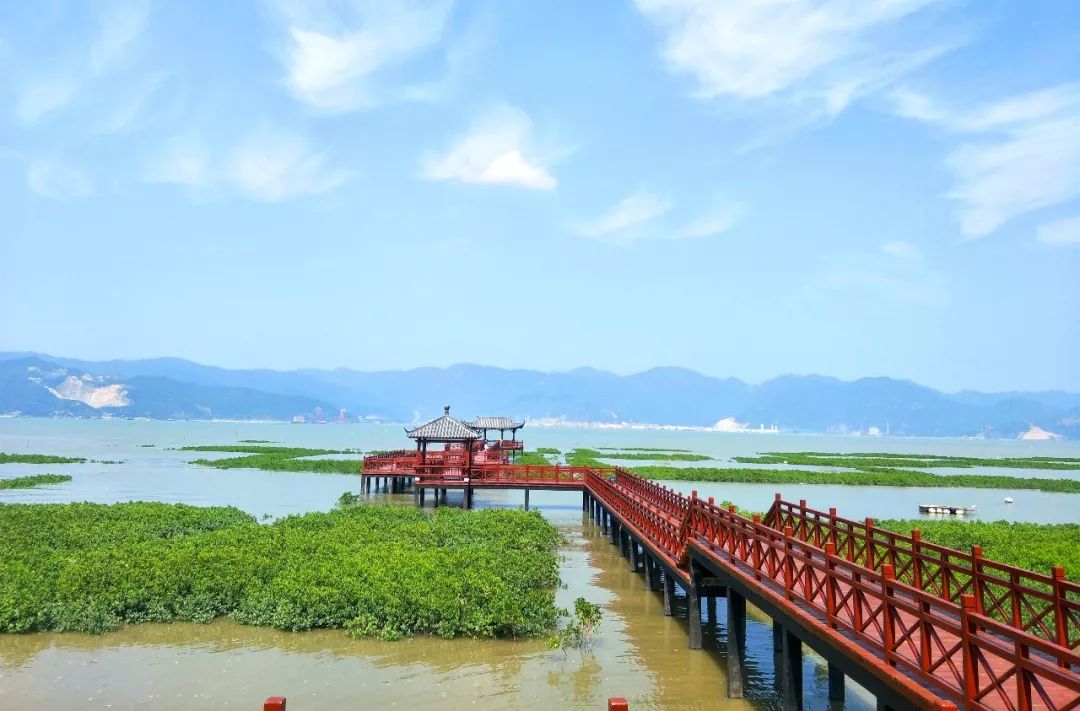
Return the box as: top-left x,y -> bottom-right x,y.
359,455 -> 1080,710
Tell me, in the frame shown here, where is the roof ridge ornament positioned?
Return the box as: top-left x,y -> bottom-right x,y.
444,405 -> 450,415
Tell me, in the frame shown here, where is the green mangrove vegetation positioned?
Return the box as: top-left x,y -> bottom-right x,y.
597,447 -> 693,453
877,519 -> 1080,580
565,449 -> 708,464
0,453 -> 86,465
536,447 -> 561,455
0,502 -> 561,639
183,445 -> 363,475
631,465 -> 1080,493
742,452 -> 1080,471
0,474 -> 72,490
515,450 -> 555,466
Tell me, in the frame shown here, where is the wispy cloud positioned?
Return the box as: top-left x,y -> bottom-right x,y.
15,80 -> 76,125
228,130 -> 351,202
419,105 -> 557,190
572,193 -> 743,244
275,0 -> 454,111
817,248 -> 946,305
676,199 -> 742,239
1037,216 -> 1080,246
144,137 -> 211,186
13,1 -> 150,126
26,160 -> 93,200
893,84 -> 1080,238
633,0 -> 953,121
144,129 -> 351,202
573,191 -> 672,240
881,240 -> 920,259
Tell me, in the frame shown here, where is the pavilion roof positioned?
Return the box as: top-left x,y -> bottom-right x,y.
406,406 -> 481,441
468,416 -> 524,430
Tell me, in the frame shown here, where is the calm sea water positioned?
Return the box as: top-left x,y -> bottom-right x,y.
1,418 -> 1078,710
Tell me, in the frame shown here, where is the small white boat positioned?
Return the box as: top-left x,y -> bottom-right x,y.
1004,497 -> 1014,504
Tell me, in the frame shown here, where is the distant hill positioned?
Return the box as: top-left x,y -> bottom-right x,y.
0,352 -> 1076,438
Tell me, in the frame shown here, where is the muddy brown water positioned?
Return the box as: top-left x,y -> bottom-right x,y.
4,419 -> 1077,709
0,495 -> 874,710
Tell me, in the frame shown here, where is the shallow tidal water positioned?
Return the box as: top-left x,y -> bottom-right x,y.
2,419 -> 1079,709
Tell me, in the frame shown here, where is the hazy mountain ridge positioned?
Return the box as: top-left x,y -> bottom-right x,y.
0,352 -> 1076,438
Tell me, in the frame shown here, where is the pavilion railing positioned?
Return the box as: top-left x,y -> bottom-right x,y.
763,496 -> 1080,651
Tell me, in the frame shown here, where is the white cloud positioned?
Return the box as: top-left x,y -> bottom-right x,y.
89,1 -> 150,75
633,0 -> 950,118
677,200 -> 742,239
144,139 -> 211,186
881,241 -> 920,259
144,130 -> 350,202
420,106 -> 557,190
15,80 -> 75,125
278,0 -> 453,110
573,192 -> 672,239
1037,216 -> 1080,246
228,130 -> 351,202
818,248 -> 946,305
895,85 -> 1080,238
26,161 -> 93,200
12,2 -> 150,126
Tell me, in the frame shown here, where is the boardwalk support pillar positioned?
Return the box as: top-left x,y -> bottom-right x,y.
629,539 -> 639,572
644,554 -> 655,590
688,564 -> 703,650
727,590 -> 746,698
781,628 -> 803,710
773,619 -> 783,651
828,663 -> 844,702
663,572 -> 675,616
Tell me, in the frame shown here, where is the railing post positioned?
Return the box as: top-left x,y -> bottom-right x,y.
881,564 -> 896,667
828,507 -> 837,550
264,697 -> 286,711
1052,566 -> 1069,659
608,698 -> 629,711
799,499 -> 807,541
911,529 -> 923,589
960,594 -> 978,710
783,525 -> 795,600
824,542 -> 838,629
971,545 -> 984,614
772,492 -> 782,529
752,514 -> 763,581
865,518 -> 875,570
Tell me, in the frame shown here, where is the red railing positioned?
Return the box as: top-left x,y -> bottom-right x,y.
612,468 -> 690,522
586,470 -> 687,573
491,440 -> 525,451
687,498 -> 1080,711
362,450 -> 418,473
765,497 -> 1080,651
414,464 -> 600,487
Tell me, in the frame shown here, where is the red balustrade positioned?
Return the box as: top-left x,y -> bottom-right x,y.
688,499 -> 1080,711
765,497 -> 1080,651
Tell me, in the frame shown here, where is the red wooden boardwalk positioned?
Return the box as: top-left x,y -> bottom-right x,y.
360,454 -> 1080,710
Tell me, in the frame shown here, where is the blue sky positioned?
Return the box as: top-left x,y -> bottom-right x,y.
1,1 -> 1078,392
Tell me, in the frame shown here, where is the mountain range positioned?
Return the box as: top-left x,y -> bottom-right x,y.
0,352 -> 1077,438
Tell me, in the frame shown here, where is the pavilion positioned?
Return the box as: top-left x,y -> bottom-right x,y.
406,406 -> 483,475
